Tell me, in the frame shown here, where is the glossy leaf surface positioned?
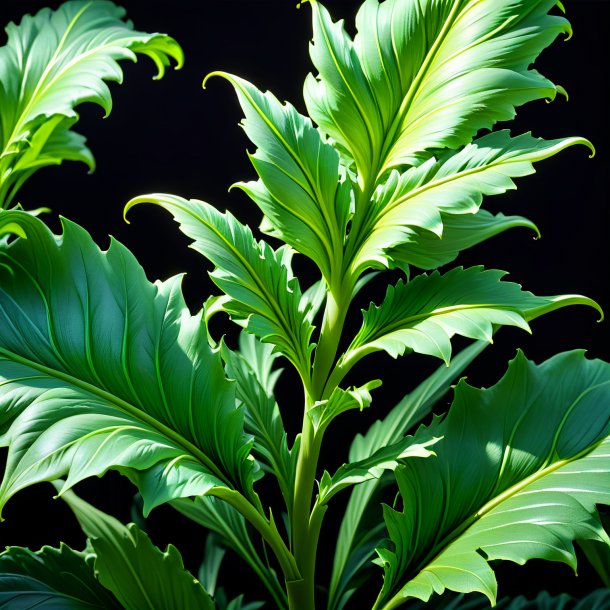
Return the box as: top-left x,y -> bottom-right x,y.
125,194 -> 314,383
0,543 -> 121,609
377,351 -> 610,608
0,211 -> 251,516
0,0 -> 182,207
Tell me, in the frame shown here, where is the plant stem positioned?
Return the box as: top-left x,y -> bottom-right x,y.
210,488 -> 300,582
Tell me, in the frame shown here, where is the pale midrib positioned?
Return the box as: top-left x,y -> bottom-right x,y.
170,199 -> 309,374
0,347 -> 229,484
398,437 -> 608,603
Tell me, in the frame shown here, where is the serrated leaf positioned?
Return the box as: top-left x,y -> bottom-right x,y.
174,496 -> 288,609
0,211 -> 252,517
222,332 -> 296,516
0,0 -> 183,208
207,72 -> 352,284
319,429 -> 439,505
60,489 -> 214,610
305,0 -> 570,182
125,193 -> 314,383
342,267 -> 600,368
0,543 -> 122,609
308,380 -> 381,433
376,350 -> 610,609
329,341 -> 487,610
347,132 -> 590,274
387,210 -> 539,272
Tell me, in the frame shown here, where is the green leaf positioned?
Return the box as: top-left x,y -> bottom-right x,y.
376,350 -> 610,609
0,543 -> 122,609
319,428 -> 439,505
60,489 -> 214,610
329,341 -> 487,610
125,193 -> 314,384
342,267 -> 600,368
174,496 -> 288,609
206,72 -> 352,284
0,211 -> 252,517
308,380 -> 381,433
305,0 -> 570,182
387,210 -> 539,272
222,332 -> 296,515
0,0 -> 183,208
347,132 -> 591,274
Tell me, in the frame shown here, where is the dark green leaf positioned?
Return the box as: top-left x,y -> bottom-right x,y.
60,489 -> 214,610
0,211 -> 252,516
0,543 -> 121,609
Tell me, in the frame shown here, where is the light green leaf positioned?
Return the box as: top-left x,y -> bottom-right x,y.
305,0 -> 570,183
376,350 -> 610,609
174,496 -> 288,609
387,210 -> 539,272
329,341 -> 487,610
60,489 -> 214,610
0,0 -> 183,208
0,543 -> 122,608
348,132 -> 591,274
308,380 -> 381,433
222,332 -> 297,516
342,267 -> 600,368
206,72 -> 352,284
319,429 -> 439,505
0,211 -> 252,517
125,193 -> 314,384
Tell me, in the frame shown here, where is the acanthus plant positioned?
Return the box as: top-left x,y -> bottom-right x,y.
0,1 -> 608,609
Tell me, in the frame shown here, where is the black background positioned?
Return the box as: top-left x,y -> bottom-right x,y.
0,0 -> 609,607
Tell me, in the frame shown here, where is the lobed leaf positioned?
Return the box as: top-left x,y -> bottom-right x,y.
305,0 -> 570,182
0,211 -> 252,517
0,0 -> 183,208
0,543 -> 121,608
348,132 -> 591,274
125,194 -> 315,384
207,72 -> 353,284
376,350 -> 610,608
60,489 -> 214,610
343,266 -> 600,368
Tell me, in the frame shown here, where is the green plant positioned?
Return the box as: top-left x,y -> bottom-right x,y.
0,1 -> 608,609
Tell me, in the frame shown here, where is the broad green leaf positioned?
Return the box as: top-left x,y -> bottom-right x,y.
305,0 -> 569,183
60,489 -> 214,610
329,341 -> 486,610
347,132 -> 591,274
0,543 -> 122,609
387,210 -> 539,272
206,72 -> 352,284
0,211 -> 253,517
174,496 -> 288,609
0,0 -> 183,208
318,429 -> 439,505
376,350 -> 610,609
222,332 -> 297,515
125,193 -> 314,383
342,267 -> 600,368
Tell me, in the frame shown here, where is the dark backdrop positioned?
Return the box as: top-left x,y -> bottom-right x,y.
0,0 -> 609,607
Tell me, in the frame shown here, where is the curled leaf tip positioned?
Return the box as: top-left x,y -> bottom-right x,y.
202,70 -> 225,90
556,84 -> 569,101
